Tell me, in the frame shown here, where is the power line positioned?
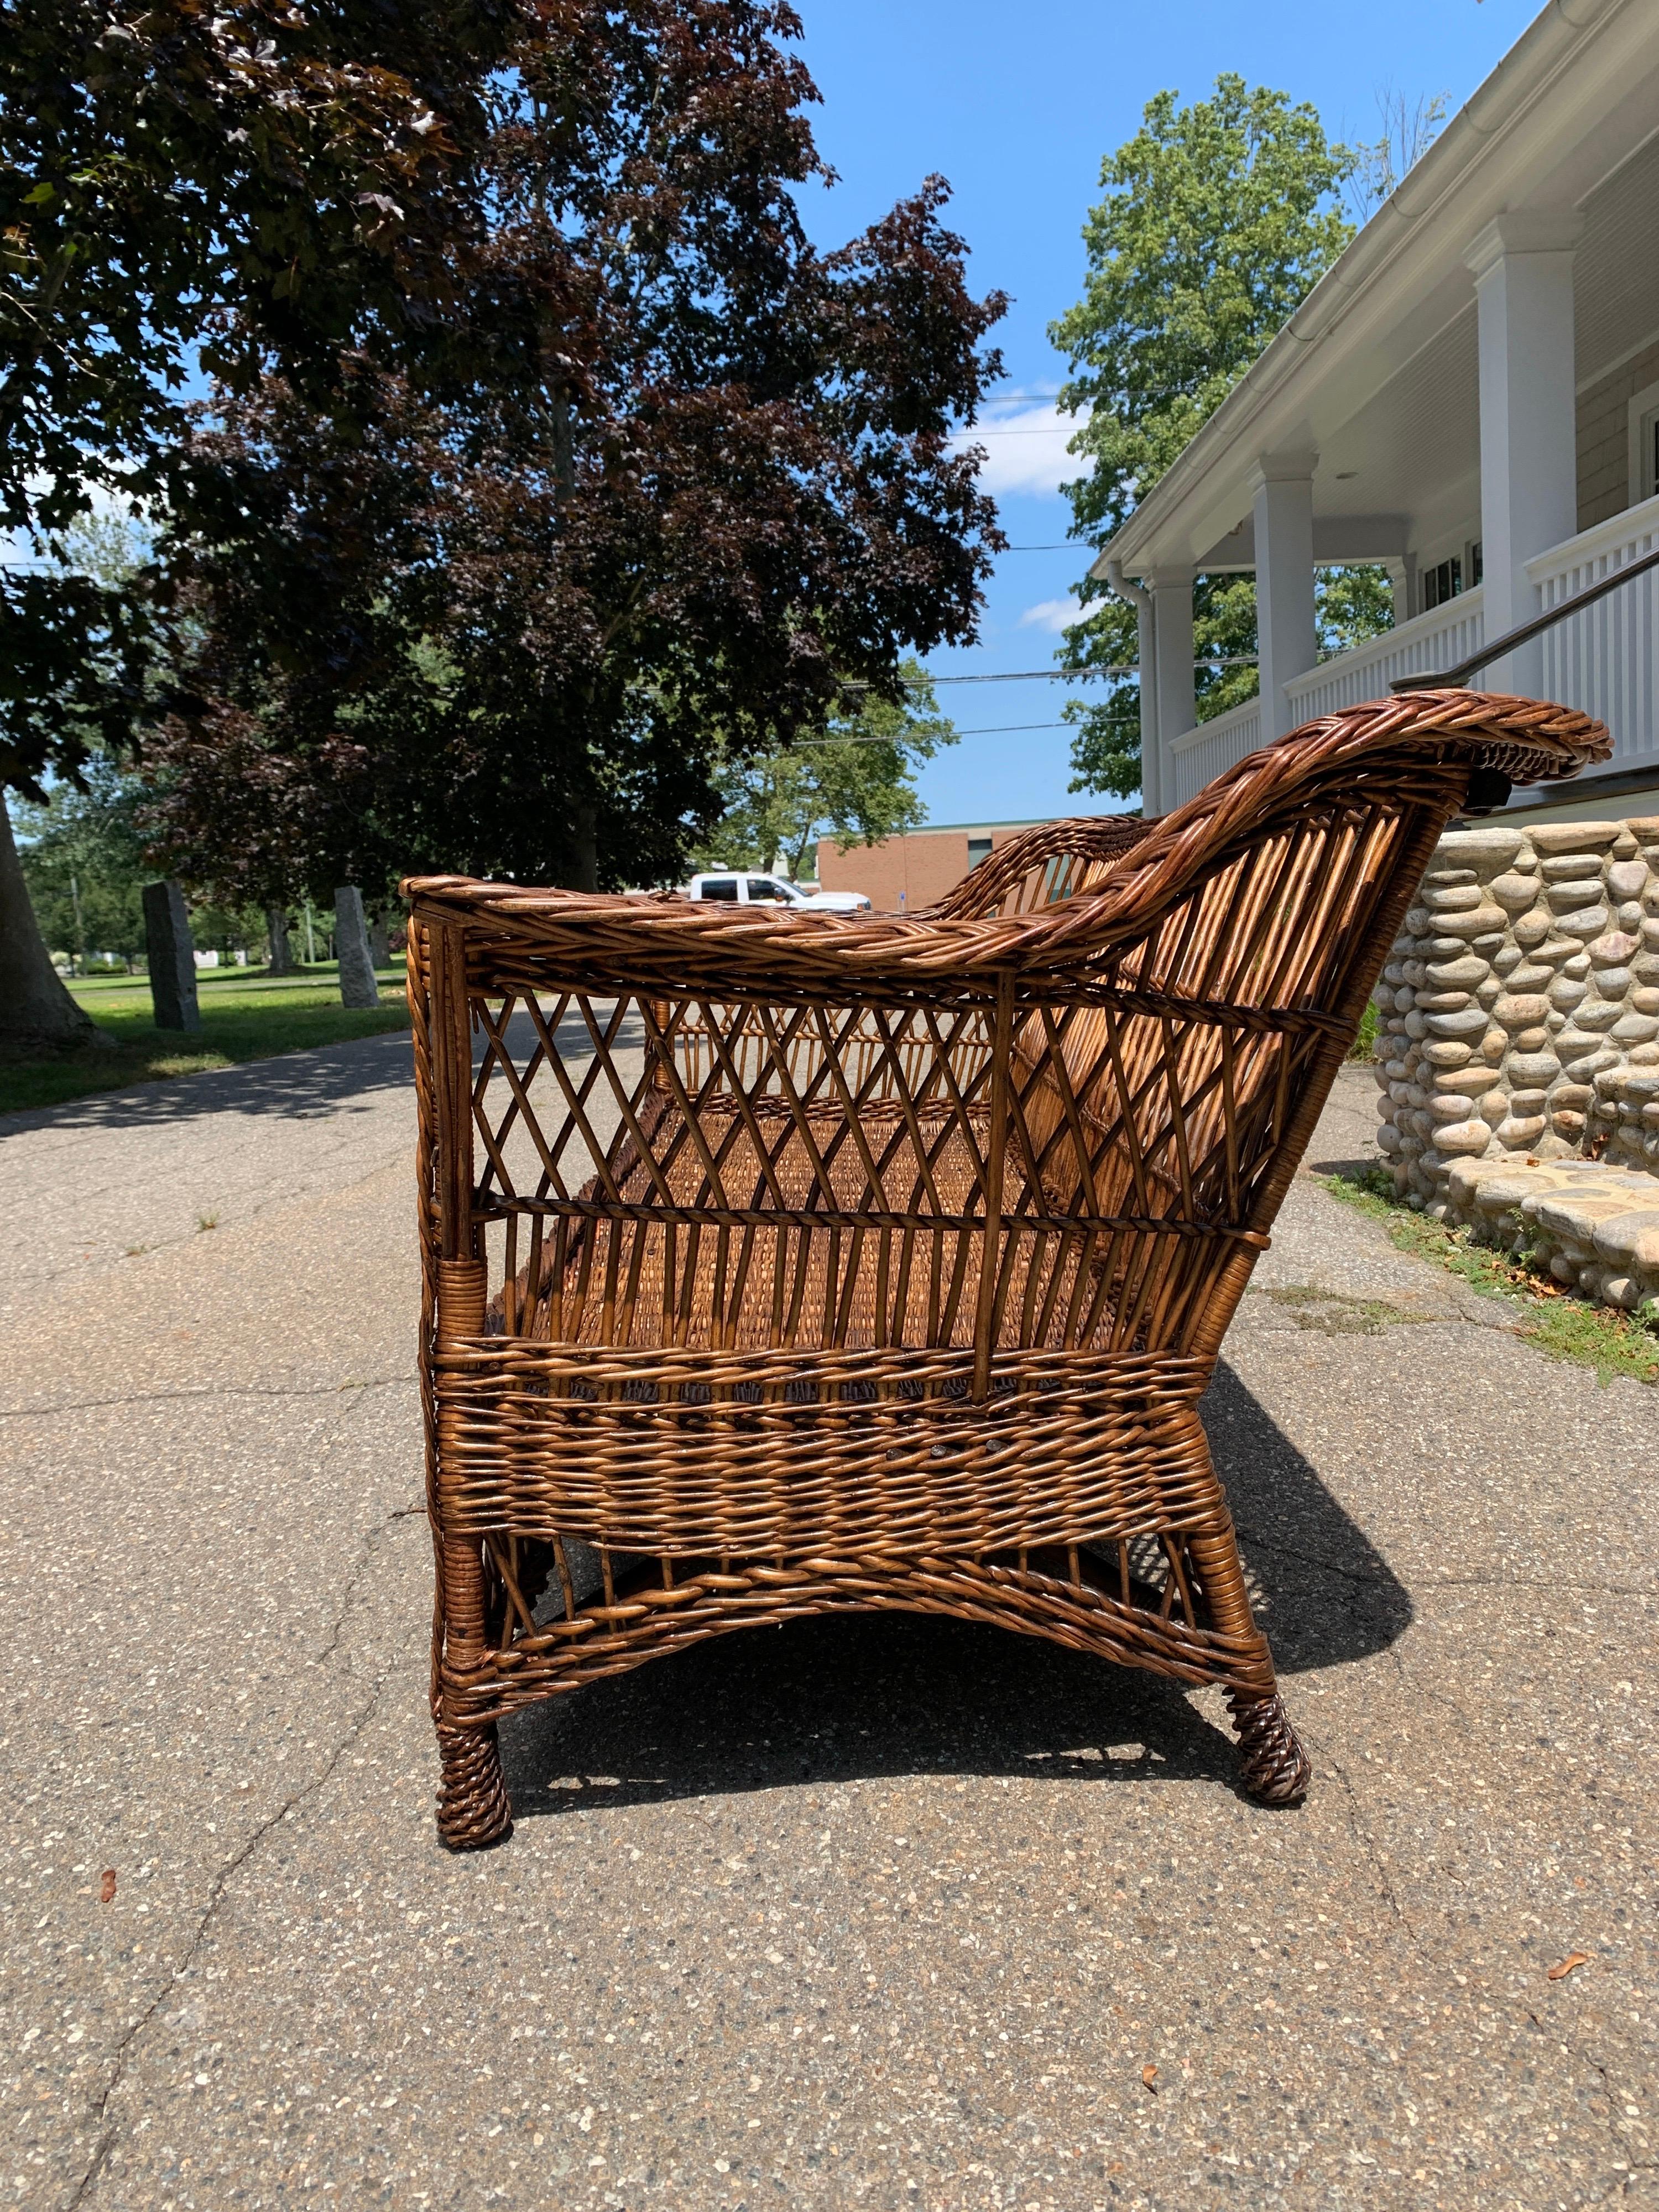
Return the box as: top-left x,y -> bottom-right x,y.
799,721 -> 1068,744
953,721 -> 1069,736
901,657 -> 1257,686
796,716 -> 1144,747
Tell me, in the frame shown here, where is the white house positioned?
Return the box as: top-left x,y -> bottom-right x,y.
1097,0 -> 1659,825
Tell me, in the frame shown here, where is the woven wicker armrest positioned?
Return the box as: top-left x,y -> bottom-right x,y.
404,688 -> 1606,1849
929,813 -> 1154,920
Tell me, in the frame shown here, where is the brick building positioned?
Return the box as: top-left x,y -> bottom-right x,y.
815,817 -> 1058,915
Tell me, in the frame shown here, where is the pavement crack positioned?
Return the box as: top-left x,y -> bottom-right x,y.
1311,1731 -> 1424,1953
0,1377 -> 409,1422
1408,1571 -> 1659,1599
62,1503 -> 417,2210
1232,1524 -> 1391,1588
1,1139 -> 409,1295
1578,2044 -> 1653,2182
1235,1525 -> 1657,1606
1384,1640 -> 1481,1743
310,1503 -> 413,1670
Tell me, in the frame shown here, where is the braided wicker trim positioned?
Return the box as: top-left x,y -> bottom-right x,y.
934,813 -> 1153,920
441,1550 -> 1280,1729
1228,1690 -> 1312,1806
435,1340 -> 1216,1392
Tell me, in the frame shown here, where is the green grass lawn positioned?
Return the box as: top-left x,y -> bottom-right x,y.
1,963 -> 410,1115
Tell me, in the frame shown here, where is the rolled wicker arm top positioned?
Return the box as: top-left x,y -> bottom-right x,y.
405,691 -> 1608,996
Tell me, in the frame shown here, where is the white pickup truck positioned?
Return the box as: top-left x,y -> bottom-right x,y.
685,870 -> 872,915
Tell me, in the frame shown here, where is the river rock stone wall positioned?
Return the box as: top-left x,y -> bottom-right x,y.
1373,817 -> 1659,1210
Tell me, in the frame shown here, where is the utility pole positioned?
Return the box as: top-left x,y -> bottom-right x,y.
69,871 -> 85,977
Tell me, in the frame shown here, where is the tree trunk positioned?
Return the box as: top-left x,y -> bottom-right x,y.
0,799 -> 112,1060
367,910 -> 390,968
267,906 -> 294,975
562,799 -> 599,893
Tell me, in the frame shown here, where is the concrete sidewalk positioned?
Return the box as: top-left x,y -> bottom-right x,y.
0,1049 -> 1653,2210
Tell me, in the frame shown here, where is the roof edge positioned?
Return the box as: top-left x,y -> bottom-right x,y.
1091,0 -> 1636,580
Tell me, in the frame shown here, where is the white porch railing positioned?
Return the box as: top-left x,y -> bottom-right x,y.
1529,491 -> 1659,770
1165,697 -> 1261,809
1159,594 -> 1485,809
1154,496 -> 1659,810
1284,589 -> 1485,721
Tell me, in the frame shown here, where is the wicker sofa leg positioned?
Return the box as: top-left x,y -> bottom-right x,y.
1185,1516 -> 1311,1807
434,1522 -> 513,1850
436,1720 -> 513,1850
1226,1689 -> 1312,1807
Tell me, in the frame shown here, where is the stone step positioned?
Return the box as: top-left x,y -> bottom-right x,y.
1443,1155 -> 1659,1313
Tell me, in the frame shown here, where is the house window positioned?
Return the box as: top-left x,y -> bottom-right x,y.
1626,378 -> 1659,506
1640,409 -> 1659,502
1422,555 -> 1462,611
967,837 -> 993,869
1468,540 -> 1483,588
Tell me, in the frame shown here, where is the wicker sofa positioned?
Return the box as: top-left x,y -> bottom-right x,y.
406,689 -> 1606,1848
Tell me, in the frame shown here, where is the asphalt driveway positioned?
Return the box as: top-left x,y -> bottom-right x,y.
0,1045 -> 1653,2210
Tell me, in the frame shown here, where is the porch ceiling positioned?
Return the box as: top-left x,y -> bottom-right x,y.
1096,0 -> 1659,580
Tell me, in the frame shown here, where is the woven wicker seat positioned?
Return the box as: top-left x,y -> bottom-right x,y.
407,690 -> 1607,1848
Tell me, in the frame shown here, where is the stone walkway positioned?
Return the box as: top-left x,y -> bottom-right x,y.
0,1047 -> 1653,2210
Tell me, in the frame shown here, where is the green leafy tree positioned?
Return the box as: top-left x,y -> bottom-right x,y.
1048,77 -> 1390,798
0,0 -> 519,1055
13,750 -> 149,970
692,664 -> 956,878
185,899 -> 269,967
149,4 -> 1004,899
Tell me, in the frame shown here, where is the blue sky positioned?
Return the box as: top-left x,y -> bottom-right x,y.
793,0 -> 1538,826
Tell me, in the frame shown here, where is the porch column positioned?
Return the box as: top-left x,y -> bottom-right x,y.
1386,556 -> 1413,625
1151,567 -> 1197,765
1465,212 -> 1581,693
1250,455 -> 1318,740
1134,589 -> 1161,817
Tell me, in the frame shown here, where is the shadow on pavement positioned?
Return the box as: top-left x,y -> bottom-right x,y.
0,1026 -> 419,1138
1304,1147 -> 1382,1183
1201,1360 -> 1412,1675
503,1360 -> 1411,1824
0,1003 -> 594,1140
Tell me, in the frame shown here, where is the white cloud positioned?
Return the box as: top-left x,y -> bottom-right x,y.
951,401 -> 1080,498
1019,597 -> 1077,634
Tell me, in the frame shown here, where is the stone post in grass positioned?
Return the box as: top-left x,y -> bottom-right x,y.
334,885 -> 380,1009
143,880 -> 201,1032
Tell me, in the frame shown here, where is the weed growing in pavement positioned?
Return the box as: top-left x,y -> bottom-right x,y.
197,1213 -> 218,1232
1316,1168 -> 1659,1388
1258,1284 -> 1432,1337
